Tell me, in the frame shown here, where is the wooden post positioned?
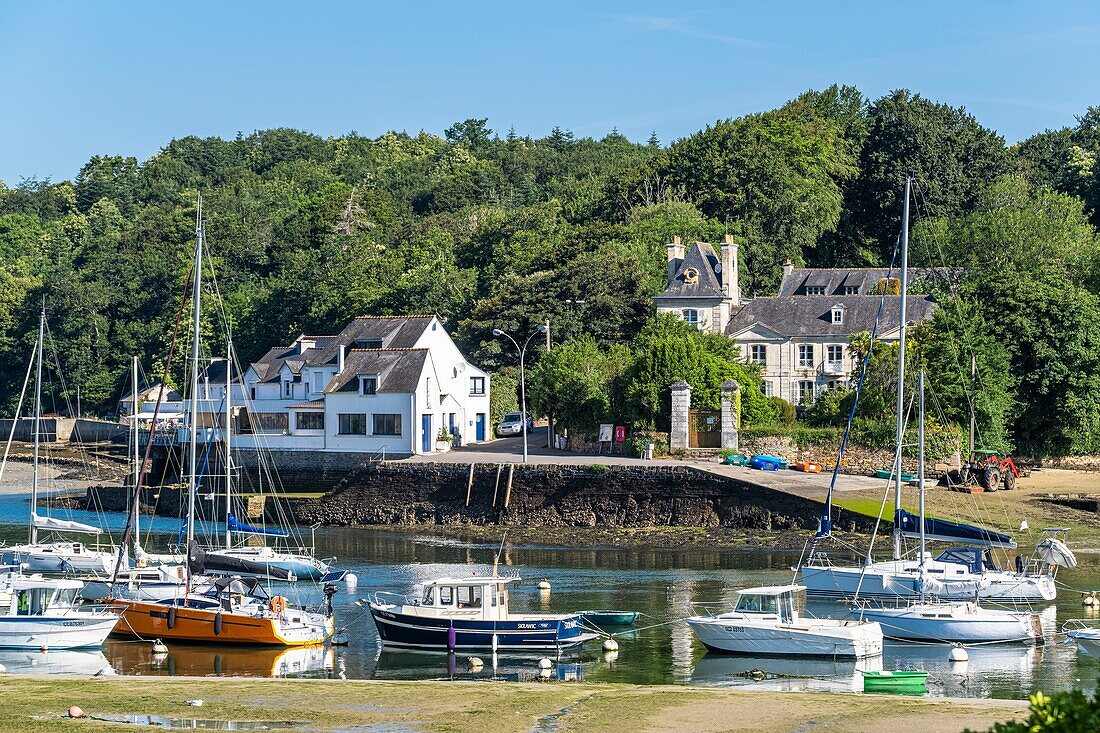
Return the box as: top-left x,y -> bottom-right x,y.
492,464 -> 502,507
503,463 -> 514,509
465,464 -> 475,507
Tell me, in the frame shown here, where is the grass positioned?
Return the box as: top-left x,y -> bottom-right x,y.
0,676 -> 1028,733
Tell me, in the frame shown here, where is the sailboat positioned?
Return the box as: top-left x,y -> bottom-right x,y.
855,372 -> 1041,644
110,199 -> 335,647
1,307 -> 124,575
799,175 -> 1070,604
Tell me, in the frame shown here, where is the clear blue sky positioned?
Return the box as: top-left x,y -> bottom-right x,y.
1,1 -> 1098,185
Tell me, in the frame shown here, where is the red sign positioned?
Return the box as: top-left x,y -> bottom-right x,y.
614,426 -> 626,443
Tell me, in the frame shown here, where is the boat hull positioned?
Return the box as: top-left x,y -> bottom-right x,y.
370,606 -> 594,651
3,546 -> 118,575
578,610 -> 637,626
205,551 -> 328,581
800,563 -> 1056,603
685,616 -> 883,659
113,600 -> 333,646
0,613 -> 119,649
856,604 -> 1038,643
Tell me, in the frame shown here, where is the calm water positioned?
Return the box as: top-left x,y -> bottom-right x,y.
2,492 -> 1100,698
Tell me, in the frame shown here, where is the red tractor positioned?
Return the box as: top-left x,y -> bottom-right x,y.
958,449 -> 1021,491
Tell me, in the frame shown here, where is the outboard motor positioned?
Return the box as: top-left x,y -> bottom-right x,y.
323,583 -> 339,616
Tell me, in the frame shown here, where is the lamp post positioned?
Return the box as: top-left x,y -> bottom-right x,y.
493,325 -> 547,463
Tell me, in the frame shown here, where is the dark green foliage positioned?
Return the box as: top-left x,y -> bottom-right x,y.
968,690 -> 1100,733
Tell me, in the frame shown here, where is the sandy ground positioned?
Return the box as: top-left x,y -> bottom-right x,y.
0,450 -> 124,496
0,676 -> 1031,733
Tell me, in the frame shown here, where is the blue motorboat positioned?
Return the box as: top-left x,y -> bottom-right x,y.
369,575 -> 598,652
749,455 -> 787,471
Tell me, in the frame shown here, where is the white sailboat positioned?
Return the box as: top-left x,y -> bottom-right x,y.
799,175 -> 1069,604
1,307 -> 124,575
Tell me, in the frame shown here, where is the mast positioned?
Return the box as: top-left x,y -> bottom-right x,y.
224,351 -> 232,550
186,197 -> 203,555
29,305 -> 45,544
132,355 -> 140,542
892,174 -> 911,561
917,369 -> 927,600
968,352 -> 977,463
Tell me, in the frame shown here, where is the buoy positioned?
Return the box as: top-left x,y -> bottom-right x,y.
331,629 -> 349,647
949,644 -> 969,662
68,706 -> 86,719
1084,592 -> 1099,608
537,668 -> 552,680
602,650 -> 618,664
152,639 -> 169,654
467,656 -> 484,671
185,699 -> 204,707
537,657 -> 553,670
602,638 -> 619,652
344,573 -> 358,590
537,580 -> 551,591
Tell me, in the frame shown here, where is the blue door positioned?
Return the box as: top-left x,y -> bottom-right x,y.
475,414 -> 485,441
422,414 -> 432,453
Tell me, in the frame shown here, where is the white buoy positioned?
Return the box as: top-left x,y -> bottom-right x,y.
344,573 -> 358,590
537,580 -> 551,591
537,657 -> 553,670
1084,592 -> 1099,607
537,668 -> 552,680
467,656 -> 484,671
186,699 -> 204,707
602,638 -> 619,652
152,639 -> 169,654
602,650 -> 619,664
949,644 -> 969,662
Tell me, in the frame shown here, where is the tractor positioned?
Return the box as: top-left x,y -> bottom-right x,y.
956,449 -> 1021,491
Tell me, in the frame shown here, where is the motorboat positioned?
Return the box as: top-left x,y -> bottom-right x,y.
0,575 -> 120,649
1063,619 -> 1100,654
685,585 -> 883,659
856,598 -> 1040,643
369,574 -> 597,652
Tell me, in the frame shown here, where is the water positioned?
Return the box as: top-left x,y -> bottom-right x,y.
2,492 -> 1099,698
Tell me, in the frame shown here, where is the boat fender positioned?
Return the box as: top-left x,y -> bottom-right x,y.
447,624 -> 457,651
948,644 -> 968,662
213,612 -> 223,636
167,605 -> 177,630
602,638 -> 619,652
537,658 -> 553,670
152,639 -> 169,654
269,596 -> 288,615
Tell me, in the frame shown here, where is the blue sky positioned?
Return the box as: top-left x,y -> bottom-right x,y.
1,1 -> 1097,185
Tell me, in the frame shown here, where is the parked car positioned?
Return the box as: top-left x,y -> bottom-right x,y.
495,412 -> 534,437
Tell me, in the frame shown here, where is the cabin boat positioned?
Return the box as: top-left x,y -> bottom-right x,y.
369,575 -> 597,652
685,585 -> 883,659
856,598 -> 1040,643
0,575 -> 120,649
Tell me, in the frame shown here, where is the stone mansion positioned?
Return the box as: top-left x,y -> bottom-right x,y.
654,235 -> 938,405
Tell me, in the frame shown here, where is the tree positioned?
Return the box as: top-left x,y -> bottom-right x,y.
527,336 -> 630,435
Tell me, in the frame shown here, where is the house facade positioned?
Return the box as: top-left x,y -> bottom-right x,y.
189,315 -> 491,457
655,239 -> 939,406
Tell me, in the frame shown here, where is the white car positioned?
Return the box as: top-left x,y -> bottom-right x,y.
495,412 -> 534,437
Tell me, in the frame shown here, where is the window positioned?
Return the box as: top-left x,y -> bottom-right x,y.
831,307 -> 844,324
296,412 -> 324,431
359,374 -> 378,395
373,413 -> 401,436
799,380 -> 815,403
750,344 -> 767,365
439,586 -> 453,605
312,371 -> 325,394
798,344 -> 814,368
805,285 -> 826,295
760,380 -> 773,397
457,586 -> 483,608
843,285 -> 859,295
735,593 -> 779,614
354,338 -> 383,349
682,309 -> 699,327
470,376 -> 485,395
422,587 -> 434,605
827,345 -> 843,363
338,413 -> 367,435
250,387 -> 256,400
284,381 -> 293,397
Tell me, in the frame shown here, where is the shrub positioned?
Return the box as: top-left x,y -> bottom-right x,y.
967,690 -> 1100,733
628,430 -> 669,458
769,396 -> 797,425
588,463 -> 609,474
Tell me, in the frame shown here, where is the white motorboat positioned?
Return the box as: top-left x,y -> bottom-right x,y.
1063,619 -> 1100,655
685,585 -> 883,659
0,575 -> 120,649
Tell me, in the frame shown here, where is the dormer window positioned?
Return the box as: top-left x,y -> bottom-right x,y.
359,374 -> 378,395
354,338 -> 383,349
843,286 -> 859,295
831,306 -> 845,324
805,286 -> 826,296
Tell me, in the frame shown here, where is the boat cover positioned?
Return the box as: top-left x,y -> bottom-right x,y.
31,513 -> 102,535
894,509 -> 1017,549
1035,537 -> 1077,568
186,541 -> 291,580
227,513 -> 289,538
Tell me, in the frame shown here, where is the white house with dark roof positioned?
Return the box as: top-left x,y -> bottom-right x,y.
654,239 -> 940,406
191,315 -> 491,457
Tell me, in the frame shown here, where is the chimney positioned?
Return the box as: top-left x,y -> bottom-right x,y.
337,344 -> 346,373
721,233 -> 740,304
666,235 -> 685,283
783,258 -> 795,279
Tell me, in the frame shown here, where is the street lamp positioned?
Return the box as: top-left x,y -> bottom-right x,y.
493,325 -> 547,463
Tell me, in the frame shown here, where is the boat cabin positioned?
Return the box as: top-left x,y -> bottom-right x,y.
6,577 -> 83,616
732,585 -> 805,623
412,576 -> 516,621
935,547 -> 999,574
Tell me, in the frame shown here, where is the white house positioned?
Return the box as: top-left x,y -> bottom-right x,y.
189,315 -> 491,457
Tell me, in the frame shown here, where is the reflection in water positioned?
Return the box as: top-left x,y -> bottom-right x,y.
691,653 -> 883,693
106,642 -> 334,678
372,648 -> 585,682
90,715 -> 300,730
0,649 -> 113,676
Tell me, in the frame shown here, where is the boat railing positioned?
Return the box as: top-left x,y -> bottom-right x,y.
1062,618 -> 1100,633
804,553 -> 834,567
688,601 -> 734,617
372,590 -> 410,606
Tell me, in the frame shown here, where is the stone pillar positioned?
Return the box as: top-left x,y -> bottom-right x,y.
670,381 -> 691,451
720,380 -> 740,450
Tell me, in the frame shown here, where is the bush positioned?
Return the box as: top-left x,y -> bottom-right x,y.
967,690 -> 1100,733
627,430 -> 669,458
769,396 -> 797,425
490,368 -> 519,425
588,464 -> 609,474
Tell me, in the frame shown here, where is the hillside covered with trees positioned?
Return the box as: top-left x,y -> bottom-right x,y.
2,85 -> 1100,455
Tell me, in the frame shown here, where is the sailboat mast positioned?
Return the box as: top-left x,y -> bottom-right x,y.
187,198 -> 203,551
917,369 -> 927,588
132,355 -> 140,542
892,174 -> 911,561
29,305 -> 45,544
225,350 -> 232,550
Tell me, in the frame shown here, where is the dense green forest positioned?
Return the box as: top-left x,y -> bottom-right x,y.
3,85 -> 1100,455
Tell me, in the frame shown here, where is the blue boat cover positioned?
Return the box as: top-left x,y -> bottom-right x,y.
894,509 -> 1017,549
228,513 -> 289,538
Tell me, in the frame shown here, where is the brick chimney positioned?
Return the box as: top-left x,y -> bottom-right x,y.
666,235 -> 685,283
721,233 -> 740,304
783,258 -> 795,279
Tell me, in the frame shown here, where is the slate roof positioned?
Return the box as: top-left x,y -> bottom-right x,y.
247,337 -> 338,383
727,295 -> 937,338
777,267 -> 955,297
305,316 -> 435,366
326,348 -> 429,394
656,243 -> 726,299
288,399 -> 325,410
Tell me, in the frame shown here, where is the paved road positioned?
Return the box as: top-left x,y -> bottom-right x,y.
406,426 -> 887,501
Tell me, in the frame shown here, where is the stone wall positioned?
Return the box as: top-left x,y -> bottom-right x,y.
739,434 -> 959,477
285,462 -> 878,533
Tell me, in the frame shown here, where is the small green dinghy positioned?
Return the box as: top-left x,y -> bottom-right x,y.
861,670 -> 928,694
873,468 -> 918,482
578,610 -> 638,626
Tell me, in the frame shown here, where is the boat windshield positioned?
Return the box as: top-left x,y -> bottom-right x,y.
735,593 -> 780,614
52,588 -> 78,607
422,587 -> 434,605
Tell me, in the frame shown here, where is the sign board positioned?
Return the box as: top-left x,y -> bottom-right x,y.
598,424 -> 613,442
614,425 -> 626,443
